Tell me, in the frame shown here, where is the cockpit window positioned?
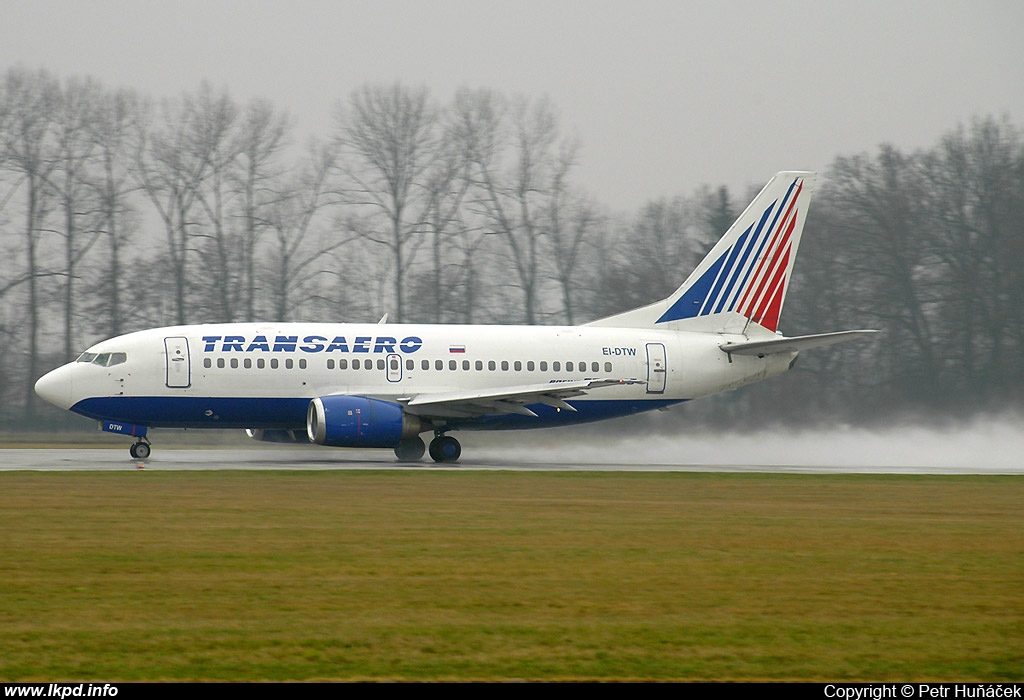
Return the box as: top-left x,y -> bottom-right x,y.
81,352 -> 127,367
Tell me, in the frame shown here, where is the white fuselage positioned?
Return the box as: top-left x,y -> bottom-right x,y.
35,322 -> 794,433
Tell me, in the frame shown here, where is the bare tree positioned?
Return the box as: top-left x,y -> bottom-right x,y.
549,194 -> 600,325
919,117 -> 1024,405
135,89 -> 216,325
448,87 -> 509,323
188,83 -> 240,322
594,192 -> 713,318
232,98 -> 290,321
463,92 -> 580,324
263,139 -> 343,321
826,146 -> 942,403
46,76 -> 103,361
334,83 -> 438,322
89,86 -> 142,338
416,113 -> 472,323
2,67 -> 62,416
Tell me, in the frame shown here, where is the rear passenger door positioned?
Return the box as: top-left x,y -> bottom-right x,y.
645,342 -> 666,394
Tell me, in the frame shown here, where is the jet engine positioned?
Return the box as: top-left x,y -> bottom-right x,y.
306,396 -> 422,448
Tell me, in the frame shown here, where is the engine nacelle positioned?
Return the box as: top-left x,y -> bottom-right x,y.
306,396 -> 422,448
245,428 -> 309,444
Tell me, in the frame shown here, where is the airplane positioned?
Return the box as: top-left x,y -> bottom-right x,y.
34,171 -> 876,463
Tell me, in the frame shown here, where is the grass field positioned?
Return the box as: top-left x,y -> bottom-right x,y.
0,470 -> 1021,681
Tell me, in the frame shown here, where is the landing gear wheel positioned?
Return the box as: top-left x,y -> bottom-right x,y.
428,435 -> 461,463
129,441 -> 151,460
394,436 -> 426,462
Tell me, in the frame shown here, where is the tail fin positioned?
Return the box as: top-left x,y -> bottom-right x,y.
586,171 -> 816,332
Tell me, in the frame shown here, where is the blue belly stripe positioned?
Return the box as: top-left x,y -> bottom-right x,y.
72,397 -> 312,429
71,396 -> 685,431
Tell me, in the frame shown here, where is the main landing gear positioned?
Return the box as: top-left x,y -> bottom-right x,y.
428,432 -> 461,463
394,436 -> 426,462
129,438 -> 151,460
393,432 -> 461,463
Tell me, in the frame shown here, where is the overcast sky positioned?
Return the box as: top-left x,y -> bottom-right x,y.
3,0 -> 1021,211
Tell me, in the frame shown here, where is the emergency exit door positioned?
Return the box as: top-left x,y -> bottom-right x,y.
386,354 -> 402,383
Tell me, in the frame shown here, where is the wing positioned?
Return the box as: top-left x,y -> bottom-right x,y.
399,379 -> 644,419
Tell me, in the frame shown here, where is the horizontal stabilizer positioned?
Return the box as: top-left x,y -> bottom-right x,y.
719,329 -> 879,357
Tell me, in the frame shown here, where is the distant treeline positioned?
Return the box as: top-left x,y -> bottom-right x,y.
1,66 -> 1021,427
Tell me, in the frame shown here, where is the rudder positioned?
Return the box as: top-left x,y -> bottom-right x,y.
656,171 -> 815,331
584,171 -> 816,332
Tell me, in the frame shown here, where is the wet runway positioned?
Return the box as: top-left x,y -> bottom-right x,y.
1,445 -> 1021,474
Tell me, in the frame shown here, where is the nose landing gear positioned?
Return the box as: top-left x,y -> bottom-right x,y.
129,439 -> 151,460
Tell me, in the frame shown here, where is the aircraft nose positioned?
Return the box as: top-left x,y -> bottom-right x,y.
35,364 -> 74,410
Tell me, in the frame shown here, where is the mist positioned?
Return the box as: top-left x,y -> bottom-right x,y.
468,417 -> 1024,474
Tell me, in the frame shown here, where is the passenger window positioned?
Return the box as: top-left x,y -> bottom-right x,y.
270,359 -> 279,369
605,362 -> 612,373
579,362 -> 587,372
204,358 -> 212,369
231,358 -> 239,369
377,359 -> 385,370
327,359 -> 335,369
217,358 -> 225,369
257,359 -> 265,369
540,361 -> 548,371
422,359 -> 430,370
299,359 -> 306,369
527,361 -> 535,371
488,360 -> 496,371
407,359 -> 414,370
435,359 -> 443,371
501,360 -> 509,371
448,359 -> 456,370
462,360 -> 470,370
245,358 -> 252,369
475,360 -> 483,371
591,362 -> 599,373
339,359 -> 348,370
514,361 -> 522,371
353,359 -> 361,370
552,362 -> 560,371
391,358 -> 399,370
285,359 -> 294,369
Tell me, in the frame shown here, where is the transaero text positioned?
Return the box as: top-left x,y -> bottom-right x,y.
201,335 -> 423,354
